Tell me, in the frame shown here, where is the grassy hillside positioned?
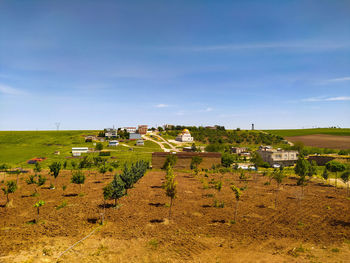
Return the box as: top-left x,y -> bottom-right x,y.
264,128 -> 350,137
0,130 -> 161,168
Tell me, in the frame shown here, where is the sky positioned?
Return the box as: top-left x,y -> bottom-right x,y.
0,0 -> 349,130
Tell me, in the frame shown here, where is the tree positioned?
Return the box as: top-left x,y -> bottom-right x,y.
308,160 -> 318,177
71,170 -> 86,192
294,156 -> 310,197
34,200 -> 45,222
322,167 -> 330,186
340,169 -> 350,197
326,161 -> 346,189
49,162 -> 61,188
99,164 -> 108,176
230,184 -> 242,222
2,180 -> 17,205
272,169 -> 286,208
190,156 -> 203,170
163,165 -> 177,218
251,152 -> 269,168
221,153 -> 235,168
33,162 -> 42,173
103,175 -> 125,206
95,142 -> 103,151
162,154 -> 177,169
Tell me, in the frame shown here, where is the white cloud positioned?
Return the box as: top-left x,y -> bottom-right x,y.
203,107 -> 213,112
0,84 -> 25,96
155,104 -> 169,108
302,96 -> 350,102
325,77 -> 350,82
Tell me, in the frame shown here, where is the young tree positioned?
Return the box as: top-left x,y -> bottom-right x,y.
322,167 -> 330,186
326,161 -> 346,189
308,160 -> 318,178
162,154 -> 177,169
341,169 -> 350,197
230,184 -> 242,222
294,156 -> 310,197
190,156 -> 203,170
103,175 -> 125,206
2,180 -> 17,205
49,162 -> 61,188
163,165 -> 177,218
272,168 -> 286,208
34,200 -> 45,222
95,142 -> 103,151
71,170 -> 86,192
33,162 -> 42,174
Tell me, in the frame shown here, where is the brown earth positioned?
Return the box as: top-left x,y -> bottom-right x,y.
286,134 -> 350,149
0,169 -> 350,262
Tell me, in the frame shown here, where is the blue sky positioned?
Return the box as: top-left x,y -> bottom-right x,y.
0,0 -> 349,130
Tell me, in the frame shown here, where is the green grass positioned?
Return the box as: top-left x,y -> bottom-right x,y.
264,128 -> 350,137
0,130 -> 162,168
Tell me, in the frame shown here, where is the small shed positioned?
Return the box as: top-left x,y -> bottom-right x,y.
129,133 -> 142,140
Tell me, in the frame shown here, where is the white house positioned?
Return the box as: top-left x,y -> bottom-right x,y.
72,147 -> 89,156
123,127 -> 137,133
175,129 -> 194,142
136,139 -> 144,146
105,128 -> 117,138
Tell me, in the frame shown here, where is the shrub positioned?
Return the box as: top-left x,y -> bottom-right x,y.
2,180 -> 17,204
71,170 -> 86,191
162,154 -> 177,169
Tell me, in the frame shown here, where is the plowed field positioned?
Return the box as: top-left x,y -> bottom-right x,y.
1,169 -> 350,262
286,134 -> 350,149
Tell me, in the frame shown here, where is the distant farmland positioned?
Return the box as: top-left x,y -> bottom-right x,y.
265,128 -> 350,137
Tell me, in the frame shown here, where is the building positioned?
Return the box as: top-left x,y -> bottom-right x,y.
109,140 -> 119,147
72,147 -> 89,157
122,127 -> 137,133
105,128 -> 117,138
175,129 -> 194,142
257,146 -> 298,166
136,139 -> 144,146
231,147 -> 248,154
129,133 -> 142,140
152,152 -> 221,169
163,124 -> 174,130
138,125 -> 148,135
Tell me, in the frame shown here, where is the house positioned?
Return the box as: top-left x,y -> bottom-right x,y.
122,127 -> 137,133
175,129 -> 194,142
138,125 -> 148,135
163,124 -> 174,130
105,128 -> 117,138
257,146 -> 298,166
231,147 -> 247,154
109,140 -> 119,147
129,133 -> 142,140
72,147 -> 89,157
136,139 -> 144,146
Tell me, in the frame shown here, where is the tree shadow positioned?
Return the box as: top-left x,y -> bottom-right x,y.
211,219 -> 226,223
98,203 -> 115,209
330,220 -> 350,227
150,219 -> 164,223
87,218 -> 98,224
64,193 -> 78,197
150,185 -> 162,189
256,204 -> 266,208
326,196 -> 336,199
94,181 -> 102,184
202,204 -> 211,208
149,202 -> 164,207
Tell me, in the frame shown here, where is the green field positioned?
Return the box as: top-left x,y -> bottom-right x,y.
0,130 -> 161,168
264,128 -> 350,137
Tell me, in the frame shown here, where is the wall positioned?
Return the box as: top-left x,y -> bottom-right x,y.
152,152 -> 222,169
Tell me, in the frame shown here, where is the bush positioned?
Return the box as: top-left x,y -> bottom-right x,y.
99,151 -> 111,156
162,154 -> 177,169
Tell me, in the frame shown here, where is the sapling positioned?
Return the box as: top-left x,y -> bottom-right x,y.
294,156 -> 310,198
326,161 -> 346,190
272,169 -> 286,208
103,175 -> 125,207
71,170 -> 86,193
48,162 -> 61,189
163,165 -> 177,218
341,169 -> 350,197
34,200 -> 45,222
33,162 -> 42,174
230,184 -> 242,223
322,167 -> 330,186
2,180 -> 17,205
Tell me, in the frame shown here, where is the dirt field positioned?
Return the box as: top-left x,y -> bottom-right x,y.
1,169 -> 350,262
286,134 -> 350,149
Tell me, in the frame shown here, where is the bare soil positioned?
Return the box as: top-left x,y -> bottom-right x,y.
0,169 -> 350,262
286,134 -> 350,149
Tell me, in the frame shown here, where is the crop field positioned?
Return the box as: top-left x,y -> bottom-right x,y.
0,131 -> 161,168
0,169 -> 349,262
265,128 -> 350,137
285,134 -> 350,150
